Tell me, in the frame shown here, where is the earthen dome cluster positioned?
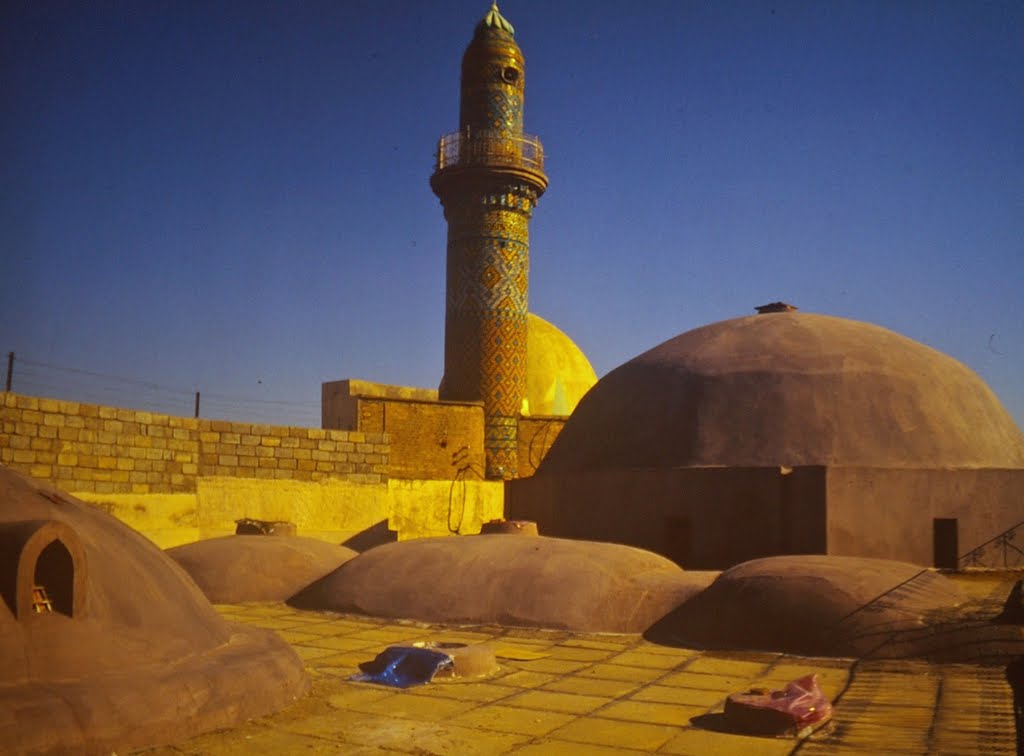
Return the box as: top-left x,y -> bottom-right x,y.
539,311 -> 1024,473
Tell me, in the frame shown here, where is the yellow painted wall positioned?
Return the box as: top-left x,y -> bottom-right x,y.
73,475 -> 504,548
388,478 -> 505,539
74,491 -> 200,549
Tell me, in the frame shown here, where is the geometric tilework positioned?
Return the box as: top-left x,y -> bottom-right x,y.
441,193 -> 534,479
435,24 -> 544,479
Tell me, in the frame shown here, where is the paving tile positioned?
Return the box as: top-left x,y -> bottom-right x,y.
546,716 -> 679,750
546,645 -> 617,662
182,595 -> 1021,755
273,629 -> 328,644
223,603 -> 298,617
308,650 -> 379,668
428,630 -> 501,644
293,644 -> 348,661
511,739 -> 648,755
450,703 -> 577,735
312,664 -> 367,678
287,619 -> 378,636
505,657 -> 593,675
502,689 -> 610,715
495,636 -> 558,648
658,670 -> 750,690
495,627 -> 572,642
577,663 -> 664,683
325,685 -> 397,710
403,681 -> 516,703
596,699 -> 698,727
755,665 -> 850,699
491,670 -> 561,689
605,650 -> 690,670
628,684 -> 725,708
280,709 -> 529,754
492,644 -> 552,661
299,634 -> 384,652
238,616 -> 308,630
166,725 -> 348,754
344,691 -> 479,722
683,656 -> 772,677
659,726 -> 796,755
633,641 -> 698,654
558,638 -> 637,652
346,627 -> 435,643
541,676 -> 641,698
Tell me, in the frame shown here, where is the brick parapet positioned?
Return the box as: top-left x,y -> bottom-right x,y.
0,392 -> 390,493
353,396 -> 485,480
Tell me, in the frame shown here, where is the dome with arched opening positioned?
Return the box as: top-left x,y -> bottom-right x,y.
0,465 -> 308,753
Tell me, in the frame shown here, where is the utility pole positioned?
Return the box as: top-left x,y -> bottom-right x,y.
5,352 -> 13,392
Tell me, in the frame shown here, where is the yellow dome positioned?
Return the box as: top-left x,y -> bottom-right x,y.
525,313 -> 597,417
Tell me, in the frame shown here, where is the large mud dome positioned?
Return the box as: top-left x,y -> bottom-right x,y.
168,535 -> 357,602
0,466 -> 309,755
289,534 -> 715,633
539,312 -> 1024,473
647,555 -> 1024,660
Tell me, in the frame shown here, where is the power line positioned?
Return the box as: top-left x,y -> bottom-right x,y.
5,352 -> 322,426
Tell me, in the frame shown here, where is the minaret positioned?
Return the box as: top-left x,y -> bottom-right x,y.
431,2 -> 548,480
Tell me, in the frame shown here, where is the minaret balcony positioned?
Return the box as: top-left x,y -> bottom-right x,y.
432,130 -> 548,195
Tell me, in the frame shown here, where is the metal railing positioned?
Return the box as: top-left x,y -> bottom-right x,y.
959,520 -> 1024,568
435,130 -> 545,173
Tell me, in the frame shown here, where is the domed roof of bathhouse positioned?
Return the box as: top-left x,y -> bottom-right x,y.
0,465 -> 308,754
525,313 -> 598,417
537,310 -> 1024,474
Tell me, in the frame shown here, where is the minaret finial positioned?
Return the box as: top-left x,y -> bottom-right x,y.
479,1 -> 515,35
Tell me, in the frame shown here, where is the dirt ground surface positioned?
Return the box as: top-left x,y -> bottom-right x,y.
140,571 -> 1020,755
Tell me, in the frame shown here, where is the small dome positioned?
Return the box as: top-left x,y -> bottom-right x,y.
539,312 -> 1024,472
0,466 -> 308,753
651,555 -> 969,658
525,313 -> 598,416
289,535 -> 712,633
167,535 -> 358,603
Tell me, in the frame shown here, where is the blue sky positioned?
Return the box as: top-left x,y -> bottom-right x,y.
2,1 -> 1022,429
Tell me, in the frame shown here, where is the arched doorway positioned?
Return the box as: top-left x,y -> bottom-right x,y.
34,539 -> 74,615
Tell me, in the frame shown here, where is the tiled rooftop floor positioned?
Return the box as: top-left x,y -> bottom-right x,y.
144,592 -> 1019,755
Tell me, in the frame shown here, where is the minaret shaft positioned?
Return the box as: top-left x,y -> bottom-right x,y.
431,4 -> 547,480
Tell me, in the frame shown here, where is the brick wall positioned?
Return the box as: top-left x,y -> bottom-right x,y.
0,392 -> 389,494
322,379 -> 485,480
352,396 -> 485,480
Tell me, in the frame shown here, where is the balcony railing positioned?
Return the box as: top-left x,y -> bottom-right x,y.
435,130 -> 545,174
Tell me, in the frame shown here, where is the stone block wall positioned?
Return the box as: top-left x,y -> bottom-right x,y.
0,392 -> 389,494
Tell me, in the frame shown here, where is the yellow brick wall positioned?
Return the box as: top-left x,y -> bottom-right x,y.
1,392 -> 507,549
357,397 -> 486,481
0,392 -> 389,494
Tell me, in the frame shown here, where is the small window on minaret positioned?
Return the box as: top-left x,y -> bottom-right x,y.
502,67 -> 519,84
